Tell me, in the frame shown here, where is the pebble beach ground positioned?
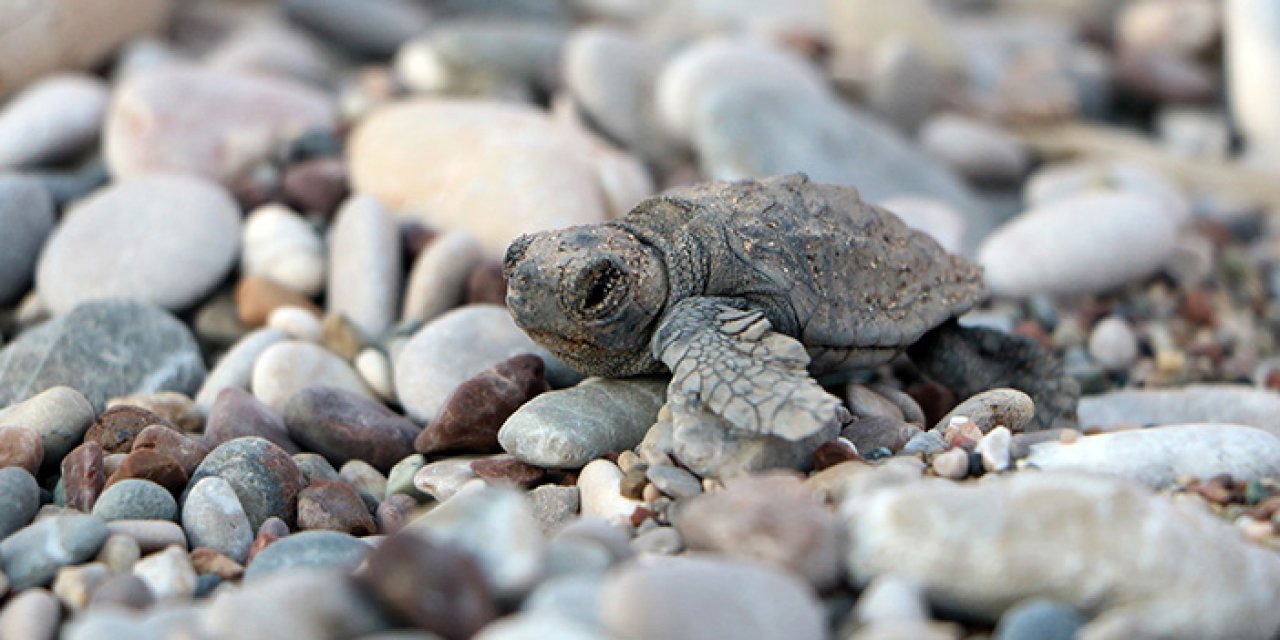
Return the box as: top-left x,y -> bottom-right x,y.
1,0 -> 1280,638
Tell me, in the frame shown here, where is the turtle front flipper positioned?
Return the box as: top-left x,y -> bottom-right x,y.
651,297 -> 844,441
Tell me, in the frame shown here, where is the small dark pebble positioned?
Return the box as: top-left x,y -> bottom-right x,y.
466,261 -> 507,306
812,440 -> 859,470
360,531 -> 498,640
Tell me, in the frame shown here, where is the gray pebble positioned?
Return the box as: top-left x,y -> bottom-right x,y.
645,465 -> 702,499
182,477 -> 253,563
92,479 -> 177,521
1,514 -> 108,590
0,176 -> 54,304
0,386 -> 97,465
993,599 -> 1084,640
244,530 -> 370,581
186,436 -> 306,531
0,467 -> 40,539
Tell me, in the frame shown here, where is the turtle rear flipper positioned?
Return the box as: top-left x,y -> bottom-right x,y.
652,297 -> 844,441
907,319 -> 1079,430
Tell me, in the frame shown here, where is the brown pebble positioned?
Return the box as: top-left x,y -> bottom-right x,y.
1179,288 -> 1216,327
230,163 -> 280,210
235,274 -> 320,327
85,405 -> 177,454
629,506 -> 656,528
131,425 -> 210,476
283,386 -> 419,472
812,440 -> 860,471
104,449 -> 188,495
0,425 -> 43,475
376,493 -> 419,535
108,392 -> 203,433
297,480 -> 378,536
321,312 -> 370,361
619,467 -> 649,500
282,156 -> 349,217
189,547 -> 245,580
466,261 -> 507,306
415,354 -> 549,455
906,381 -> 956,428
1246,495 -> 1280,521
204,387 -> 300,454
63,442 -> 106,512
401,221 -> 438,263
247,516 -> 290,563
470,456 -> 545,487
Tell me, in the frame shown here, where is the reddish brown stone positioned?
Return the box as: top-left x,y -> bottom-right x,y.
248,516 -> 290,563
415,354 -> 549,455
235,274 -> 320,327
813,440 -> 859,471
283,386 -> 419,472
62,441 -> 106,512
105,449 -> 189,495
131,425 -> 209,476
204,388 -> 299,454
190,547 -> 245,580
0,425 -> 43,475
376,493 -> 418,535
466,261 -> 507,306
297,480 -> 378,536
85,405 -> 177,454
469,456 -> 545,487
1180,288 -> 1216,327
906,381 -> 956,428
359,531 -> 498,640
108,392 -> 204,433
282,156 -> 349,217
629,506 -> 656,528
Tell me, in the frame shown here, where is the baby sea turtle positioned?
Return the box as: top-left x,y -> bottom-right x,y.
504,174 -> 1077,439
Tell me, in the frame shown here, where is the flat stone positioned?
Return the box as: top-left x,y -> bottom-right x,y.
0,386 -> 95,466
1078,384 -> 1280,436
203,386 -> 299,454
841,472 -> 1280,637
599,555 -> 825,640
241,204 -> 326,298
0,467 -> 40,538
104,520 -> 187,554
413,456 -> 483,502
385,453 -> 429,502
93,479 -> 177,521
1,514 -> 109,590
395,304 -> 574,423
402,230 -> 484,323
104,66 -> 335,184
252,341 -> 374,411
418,354 -> 549,455
327,194 -> 401,337
293,453 -> 340,485
645,465 -> 701,500
0,176 -> 55,303
186,436 -> 306,530
0,74 -> 107,169
36,174 -> 242,314
0,299 -> 206,411
284,385 -> 419,472
182,477 -> 254,563
243,530 -> 370,581
499,378 -> 665,469
360,530 -> 498,639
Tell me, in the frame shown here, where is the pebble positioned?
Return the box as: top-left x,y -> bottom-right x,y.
854,574 -> 929,625
841,416 -> 917,455
645,465 -> 702,500
104,520 -> 187,554
241,204 -> 326,298
235,275 -> 320,328
205,20 -> 331,86
52,563 -> 109,612
0,299 -> 206,411
376,494 -> 418,534
978,192 -> 1180,297
845,384 -> 905,422
293,452 -> 339,485
0,386 -> 95,464
394,21 -> 564,96
1026,424 -> 1280,487
674,474 -> 840,588
1079,384 -> 1280,435
186,436 -> 306,530
322,312 -> 371,361
104,66 -> 336,184
499,378 -> 665,468
936,388 -> 1035,434
402,231 -> 485,323
528,485 -> 580,537
190,546 -> 245,581
355,348 -> 397,402
284,0 -> 430,58
202,568 -> 390,639
475,612 -> 606,640
243,530 -> 370,581
411,460 -> 481,502
405,486 -> 545,599
359,530 -> 498,639
132,545 -> 196,601
416,354 -> 547,455
0,467 -> 39,538
88,573 -> 154,611
284,385 -> 419,472
865,37 -> 942,135
1025,160 -> 1191,225
327,194 -> 402,337
385,454 -> 429,501
182,477 -> 254,563
297,480 -> 378,535
105,449 -> 188,494
977,426 -> 1013,473
194,328 -> 287,414
252,341 -> 374,411
248,517 -> 290,563
131,425 -> 208,476
63,442 -> 106,512
268,306 -> 324,343
202,386 -> 299,454
1087,316 -> 1140,371
0,588 -> 61,640
282,156 -> 349,217
919,113 -> 1030,183
930,448 -> 970,480
92,479 -> 177,522
395,304 -> 571,423
348,98 -> 650,257
0,176 -> 55,303
631,526 -> 683,556
827,0 -> 965,80
467,262 -> 508,305
993,599 -> 1084,640
841,472 -> 1280,637
599,555 -> 826,640
85,404 -> 174,454
108,392 -> 202,434
339,460 -> 388,505
562,26 -> 669,164
1228,0 -> 1280,160
36,174 -> 242,314
901,430 -> 948,457
577,459 -> 644,526
1,514 -> 109,590
0,74 -> 107,169
96,534 -> 141,573
0,425 -> 43,475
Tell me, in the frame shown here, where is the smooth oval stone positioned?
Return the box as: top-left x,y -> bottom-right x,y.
186,437 -> 306,530
919,113 -> 1030,183
203,386 -> 299,454
235,275 -> 320,328
243,530 -> 370,581
576,459 -> 643,527
202,568 -> 390,639
283,385 -> 418,472
241,204 -> 326,297
417,353 -> 549,455
395,304 -> 572,423
1,514 -> 109,590
360,530 -> 498,639
182,476 -> 254,563
0,425 -> 43,475
412,456 -> 482,503
1024,424 -> 1280,487
0,385 -> 95,466
296,480 -> 377,535
1079,384 -> 1280,436
993,599 -> 1084,640
105,519 -> 187,554
252,341 -> 374,411
269,306 -> 324,343
599,555 -> 826,640
107,391 -> 202,433
327,194 -> 401,337
284,0 -> 430,58
0,467 -> 40,538
978,191 -> 1179,297
92,479 -> 177,521
104,66 -> 335,184
1025,160 -> 1190,225
936,388 -> 1036,434
402,230 -> 484,323
562,26 -> 669,164
0,74 -> 107,169
347,98 -> 650,257
0,176 -> 55,303
499,378 -> 666,469
0,589 -> 61,640
105,449 -> 188,495
37,175 -> 241,314
1087,316 -> 1139,371
195,328 -> 288,414
0,299 -> 206,411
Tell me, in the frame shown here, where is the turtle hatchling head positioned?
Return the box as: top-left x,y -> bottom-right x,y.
504,225 -> 668,377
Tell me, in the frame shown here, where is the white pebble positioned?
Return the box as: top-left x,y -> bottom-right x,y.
267,306 -> 322,342
355,348 -> 396,402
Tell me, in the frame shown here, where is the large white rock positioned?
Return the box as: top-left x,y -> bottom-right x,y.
1078,384 -> 1280,437
0,74 -> 108,169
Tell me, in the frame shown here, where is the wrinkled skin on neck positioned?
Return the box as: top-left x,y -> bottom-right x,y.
504,224 -> 669,377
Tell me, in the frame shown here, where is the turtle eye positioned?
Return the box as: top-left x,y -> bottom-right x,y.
570,258 -> 628,320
